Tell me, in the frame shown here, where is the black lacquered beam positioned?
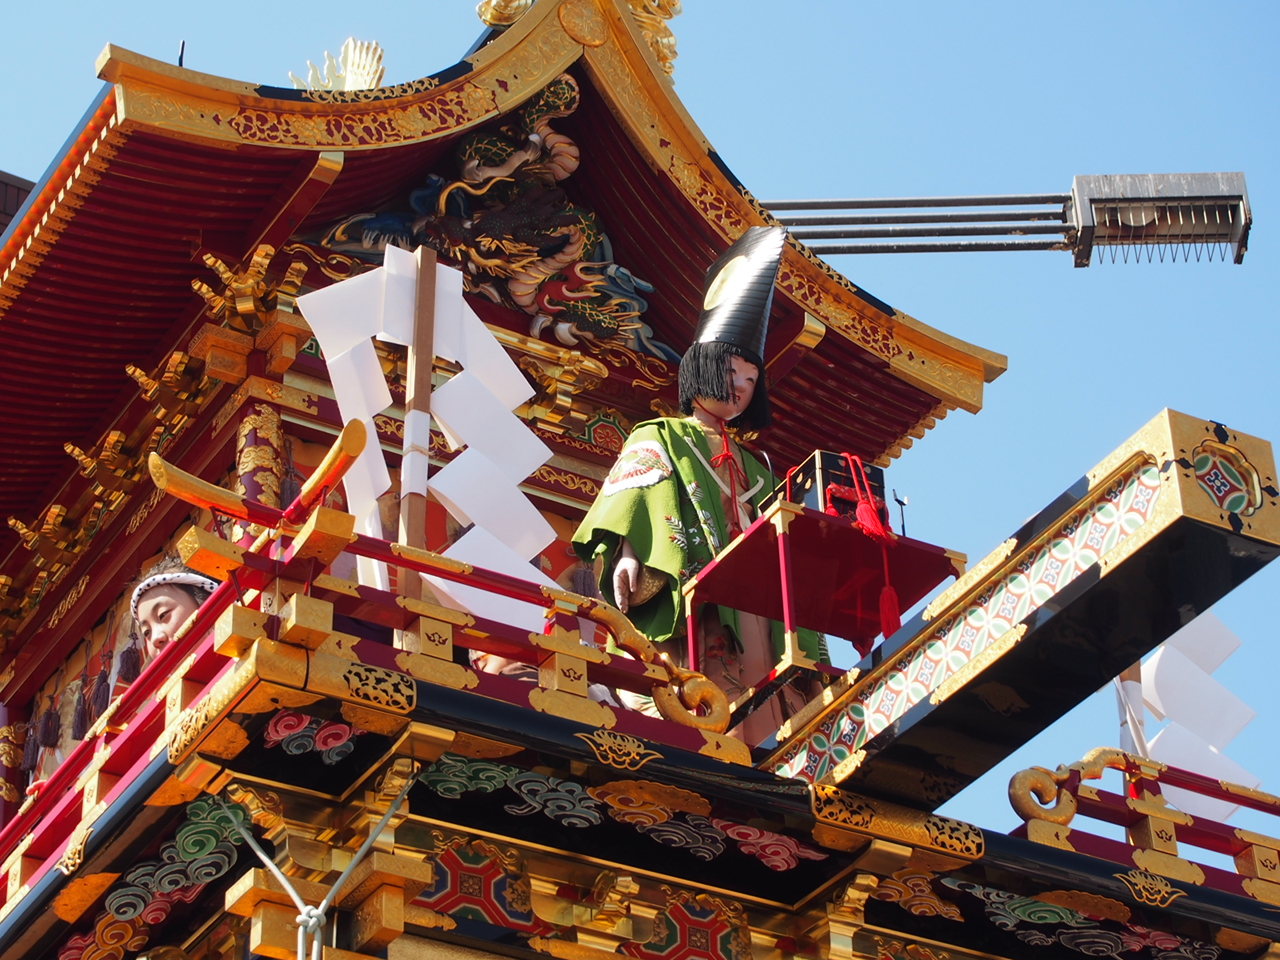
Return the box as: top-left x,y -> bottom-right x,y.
983,831 -> 1280,942
406,676 -> 814,819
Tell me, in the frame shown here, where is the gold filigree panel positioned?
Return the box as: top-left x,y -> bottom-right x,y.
811,784 -> 984,861
115,67 -> 497,150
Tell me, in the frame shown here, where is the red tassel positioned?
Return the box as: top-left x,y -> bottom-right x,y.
879,584 -> 901,637
856,498 -> 889,542
842,455 -> 892,544
878,539 -> 900,637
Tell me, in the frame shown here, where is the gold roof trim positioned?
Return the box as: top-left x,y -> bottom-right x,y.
93,1 -> 589,150
92,0 -> 1003,411
578,0 -> 1005,411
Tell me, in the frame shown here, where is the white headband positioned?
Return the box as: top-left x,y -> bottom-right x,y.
131,572 -> 221,621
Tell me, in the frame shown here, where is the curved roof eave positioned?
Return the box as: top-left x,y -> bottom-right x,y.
81,0 -> 1002,414
570,0 -> 1006,412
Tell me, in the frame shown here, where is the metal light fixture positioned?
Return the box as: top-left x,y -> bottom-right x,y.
766,172 -> 1251,267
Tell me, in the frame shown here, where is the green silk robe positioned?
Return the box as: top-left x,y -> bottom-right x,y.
572,417 -> 825,663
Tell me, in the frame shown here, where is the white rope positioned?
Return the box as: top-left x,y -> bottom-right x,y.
218,765 -> 418,960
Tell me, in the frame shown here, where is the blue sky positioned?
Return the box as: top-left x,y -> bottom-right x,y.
4,2 -> 1278,841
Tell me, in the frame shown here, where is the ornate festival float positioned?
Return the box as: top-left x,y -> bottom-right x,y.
0,4 -> 1277,960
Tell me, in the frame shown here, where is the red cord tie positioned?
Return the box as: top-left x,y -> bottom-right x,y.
696,403 -> 748,537
841,453 -> 901,638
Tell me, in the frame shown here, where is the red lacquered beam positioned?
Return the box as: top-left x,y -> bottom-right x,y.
1094,752 -> 1280,817
281,420 -> 366,525
1157,764 -> 1280,817
0,689 -> 170,875
1075,786 -> 1280,858
19,695 -> 175,899
0,579 -> 243,866
349,534 -> 559,610
1014,822 -> 1256,900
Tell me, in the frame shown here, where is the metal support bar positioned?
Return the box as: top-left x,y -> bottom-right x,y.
808,239 -> 1071,255
778,209 -> 1067,226
764,193 -> 1071,211
792,223 -> 1072,240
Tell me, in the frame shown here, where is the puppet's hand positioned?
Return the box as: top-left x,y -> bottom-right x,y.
614,539 -> 640,614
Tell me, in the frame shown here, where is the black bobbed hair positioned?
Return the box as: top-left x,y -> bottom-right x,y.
678,340 -> 771,431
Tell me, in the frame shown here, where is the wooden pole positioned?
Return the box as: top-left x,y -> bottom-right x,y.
395,247 -> 438,650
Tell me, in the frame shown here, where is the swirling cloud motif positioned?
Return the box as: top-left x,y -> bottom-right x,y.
103,799 -> 248,923
637,814 -> 726,861
941,878 -> 1222,960
942,879 -> 1092,931
314,720 -> 353,750
264,709 -> 312,746
503,772 -> 602,828
419,753 -> 520,799
104,883 -> 151,921
186,843 -> 238,885
1052,929 -> 1130,957
872,869 -> 964,922
710,819 -> 828,872
138,883 -> 204,927
283,729 -> 318,754
262,709 -> 364,764
1120,927 -> 1185,952
586,779 -> 710,828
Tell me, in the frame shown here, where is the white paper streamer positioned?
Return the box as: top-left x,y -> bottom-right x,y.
1165,610 -> 1241,676
431,448 -> 555,560
1149,721 -> 1260,821
299,267 -> 385,359
1142,644 -> 1255,750
298,254 -> 555,612
427,527 -> 559,633
431,371 -> 550,485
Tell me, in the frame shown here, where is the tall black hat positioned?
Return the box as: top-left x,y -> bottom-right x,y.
692,225 -> 786,366
678,226 -> 785,428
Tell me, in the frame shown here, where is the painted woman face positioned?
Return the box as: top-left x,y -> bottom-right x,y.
135,584 -> 200,663
695,354 -> 758,422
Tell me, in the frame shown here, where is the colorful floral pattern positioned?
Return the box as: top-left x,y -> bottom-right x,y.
621,890 -> 752,960
772,464 -> 1162,782
415,837 -> 552,934
263,709 -> 362,765
418,753 -> 823,871
1191,440 -> 1262,516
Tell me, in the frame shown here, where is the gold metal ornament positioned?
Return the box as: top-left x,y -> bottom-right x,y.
1113,869 -> 1187,908
574,730 -> 662,770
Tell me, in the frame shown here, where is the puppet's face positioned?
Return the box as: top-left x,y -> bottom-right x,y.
696,354 -> 758,422
136,584 -> 200,663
